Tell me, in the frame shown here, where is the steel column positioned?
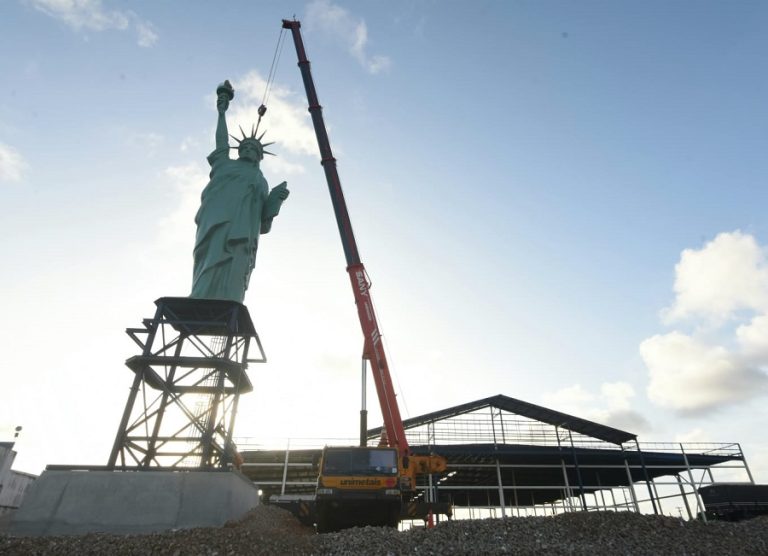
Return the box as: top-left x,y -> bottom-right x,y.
634,439 -> 659,514
495,457 -> 506,518
676,475 -> 693,520
680,443 -> 707,523
622,455 -> 640,512
738,443 -> 756,484
567,429 -> 587,510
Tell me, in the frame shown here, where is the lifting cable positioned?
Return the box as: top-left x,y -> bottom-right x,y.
255,26 -> 288,135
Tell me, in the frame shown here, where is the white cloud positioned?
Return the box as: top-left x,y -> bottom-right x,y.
26,0 -> 128,29
158,162 -> 207,250
542,382 -> 650,434
227,72 -> 316,161
641,232 -> 768,415
306,0 -> 392,74
25,0 -> 158,47
600,381 -> 634,410
0,142 -> 29,182
642,331 -> 768,414
748,446 -> 768,483
180,136 -> 201,153
598,409 -> 651,434
543,384 -> 594,408
663,231 -> 768,323
736,314 -> 768,361
128,131 -> 164,155
264,156 -> 307,177
674,427 -> 709,443
135,20 -> 158,47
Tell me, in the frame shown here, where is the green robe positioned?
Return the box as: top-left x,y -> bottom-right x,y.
191,147 -> 278,302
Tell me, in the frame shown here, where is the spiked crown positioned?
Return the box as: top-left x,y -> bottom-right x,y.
229,124 -> 275,159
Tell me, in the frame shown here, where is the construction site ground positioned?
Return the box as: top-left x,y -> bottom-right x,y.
2,506 -> 768,555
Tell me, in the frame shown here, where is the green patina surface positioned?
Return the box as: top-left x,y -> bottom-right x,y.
191,80 -> 289,302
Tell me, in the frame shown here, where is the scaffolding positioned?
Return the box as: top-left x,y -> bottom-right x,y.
107,297 -> 264,470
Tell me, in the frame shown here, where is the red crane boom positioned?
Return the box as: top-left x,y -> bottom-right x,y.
281,19 -> 409,457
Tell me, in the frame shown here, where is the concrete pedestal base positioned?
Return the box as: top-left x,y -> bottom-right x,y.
8,469 -> 259,536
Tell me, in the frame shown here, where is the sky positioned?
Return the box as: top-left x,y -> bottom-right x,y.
1,0 -> 767,488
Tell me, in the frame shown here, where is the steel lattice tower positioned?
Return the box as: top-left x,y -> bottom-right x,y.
107,297 -> 264,470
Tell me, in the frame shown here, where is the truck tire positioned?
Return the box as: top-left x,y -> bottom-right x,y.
386,506 -> 400,528
316,510 -> 335,534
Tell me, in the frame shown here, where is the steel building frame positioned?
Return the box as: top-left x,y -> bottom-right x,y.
239,396 -> 753,522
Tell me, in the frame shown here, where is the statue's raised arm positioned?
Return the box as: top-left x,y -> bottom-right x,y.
214,80 -> 233,151
190,80 -> 290,303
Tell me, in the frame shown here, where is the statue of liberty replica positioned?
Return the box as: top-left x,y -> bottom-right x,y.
107,80 -> 287,475
191,80 -> 290,302
15,80 -> 291,532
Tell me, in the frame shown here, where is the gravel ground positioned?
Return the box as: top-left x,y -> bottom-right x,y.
0,506 -> 314,556
2,507 -> 767,555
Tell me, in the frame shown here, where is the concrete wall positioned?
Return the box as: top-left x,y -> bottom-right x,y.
9,469 -> 260,536
0,471 -> 37,516
0,443 -> 37,516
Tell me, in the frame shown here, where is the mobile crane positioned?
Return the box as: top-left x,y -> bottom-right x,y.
281,19 -> 448,531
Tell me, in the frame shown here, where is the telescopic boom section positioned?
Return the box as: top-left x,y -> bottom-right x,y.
282,20 -> 409,457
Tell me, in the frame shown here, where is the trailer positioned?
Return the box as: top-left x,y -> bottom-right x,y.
699,483 -> 768,521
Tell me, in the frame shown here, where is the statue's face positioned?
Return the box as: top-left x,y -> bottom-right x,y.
238,141 -> 262,163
